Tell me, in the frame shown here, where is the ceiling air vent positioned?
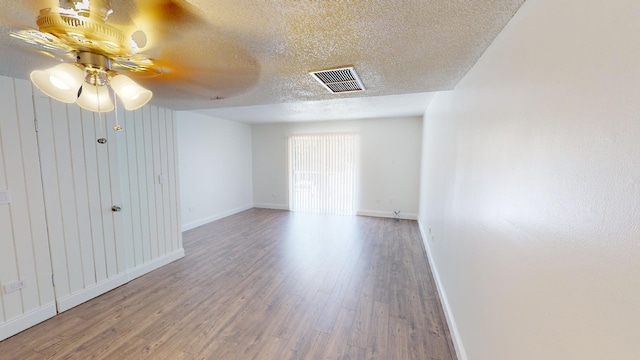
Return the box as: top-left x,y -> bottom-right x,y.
310,66 -> 365,94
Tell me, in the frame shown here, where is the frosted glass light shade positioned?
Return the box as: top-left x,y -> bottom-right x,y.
77,83 -> 114,112
30,63 -> 84,103
110,74 -> 152,110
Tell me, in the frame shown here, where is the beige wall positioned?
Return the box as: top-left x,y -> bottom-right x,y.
418,0 -> 640,359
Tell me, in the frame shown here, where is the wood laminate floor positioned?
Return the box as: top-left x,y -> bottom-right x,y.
0,209 -> 456,359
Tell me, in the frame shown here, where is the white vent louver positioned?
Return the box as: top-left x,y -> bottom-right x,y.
310,66 -> 365,94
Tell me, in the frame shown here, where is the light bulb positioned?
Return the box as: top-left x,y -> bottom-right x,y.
49,75 -> 71,90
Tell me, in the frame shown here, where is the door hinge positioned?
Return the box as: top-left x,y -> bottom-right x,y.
34,118 -> 39,132
51,275 -> 55,286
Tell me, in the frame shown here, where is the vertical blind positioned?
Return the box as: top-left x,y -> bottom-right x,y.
289,133 -> 358,215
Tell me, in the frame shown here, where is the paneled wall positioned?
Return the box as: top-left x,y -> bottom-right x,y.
0,76 -> 56,341
118,105 -> 183,277
0,74 -> 183,340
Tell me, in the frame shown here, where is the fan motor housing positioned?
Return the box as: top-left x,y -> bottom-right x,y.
36,8 -> 131,56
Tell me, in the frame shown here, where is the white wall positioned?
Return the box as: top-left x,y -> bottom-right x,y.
418,0 -> 640,359
177,111 -> 253,231
252,117 -> 422,219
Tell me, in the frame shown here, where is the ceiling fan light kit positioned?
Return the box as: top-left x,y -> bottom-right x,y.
21,2 -> 154,113
30,52 -> 152,113
29,62 -> 84,103
76,81 -> 114,112
110,74 -> 153,110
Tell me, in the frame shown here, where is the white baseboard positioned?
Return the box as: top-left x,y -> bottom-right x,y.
56,274 -> 129,313
56,249 -> 185,313
0,249 -> 185,340
0,302 -> 57,341
417,220 -> 468,360
253,203 -> 289,211
127,249 -> 185,281
182,204 -> 254,231
357,210 -> 418,220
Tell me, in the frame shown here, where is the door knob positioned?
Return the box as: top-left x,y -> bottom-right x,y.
111,205 -> 122,212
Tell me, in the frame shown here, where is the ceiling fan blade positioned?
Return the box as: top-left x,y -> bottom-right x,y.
133,0 -> 203,24
124,38 -> 261,103
131,0 -> 206,47
10,29 -> 74,54
3,0 -> 260,107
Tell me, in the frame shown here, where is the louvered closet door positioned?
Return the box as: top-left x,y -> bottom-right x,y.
34,95 -> 126,312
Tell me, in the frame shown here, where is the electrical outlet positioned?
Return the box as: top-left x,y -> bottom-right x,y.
0,189 -> 11,205
4,279 -> 27,294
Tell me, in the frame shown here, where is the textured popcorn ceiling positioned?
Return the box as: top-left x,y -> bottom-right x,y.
0,0 -> 525,118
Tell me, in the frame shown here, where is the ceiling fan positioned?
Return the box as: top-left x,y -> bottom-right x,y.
9,0 -> 167,112
8,0 -> 260,112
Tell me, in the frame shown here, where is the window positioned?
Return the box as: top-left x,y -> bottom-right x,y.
289,133 -> 358,215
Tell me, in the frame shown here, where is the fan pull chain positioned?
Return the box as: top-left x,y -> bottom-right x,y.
96,73 -> 107,144
112,86 -> 123,131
